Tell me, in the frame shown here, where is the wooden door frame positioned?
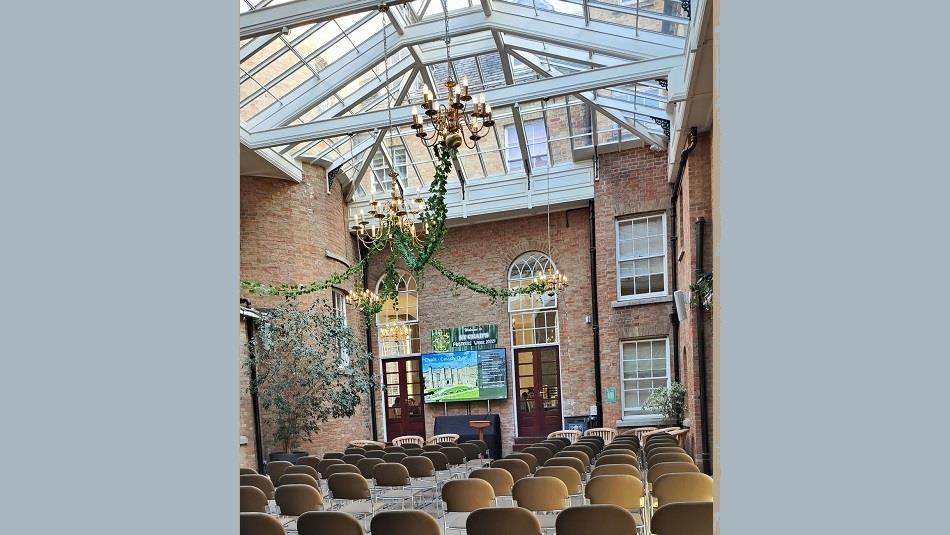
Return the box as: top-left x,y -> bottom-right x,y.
512,344 -> 564,437
380,355 -> 426,442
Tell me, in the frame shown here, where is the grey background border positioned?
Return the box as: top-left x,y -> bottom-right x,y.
0,0 -> 948,533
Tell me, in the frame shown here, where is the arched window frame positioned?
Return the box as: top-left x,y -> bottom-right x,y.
508,252 -> 560,348
375,271 -> 421,357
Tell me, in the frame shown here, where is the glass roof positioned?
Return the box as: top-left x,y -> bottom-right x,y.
239,0 -> 688,197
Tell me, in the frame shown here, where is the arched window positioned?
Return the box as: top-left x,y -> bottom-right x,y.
508,252 -> 559,347
376,271 -> 421,357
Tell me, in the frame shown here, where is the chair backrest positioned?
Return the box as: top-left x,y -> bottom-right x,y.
537,441 -> 561,454
370,510 -> 441,535
284,465 -> 320,480
297,511 -> 364,535
316,459 -> 345,478
469,468 -> 514,497
275,483 -> 323,516
647,462 -> 700,484
506,452 -> 538,472
645,433 -> 676,446
574,439 -> 603,456
584,427 -> 616,443
547,436 -> 572,448
364,443 -> 385,451
327,472 -> 371,500
323,452 -> 344,460
404,447 -> 425,456
422,451 -> 449,470
563,444 -> 595,460
327,463 -> 363,477
240,512 -> 284,535
535,466 -> 582,494
240,485 -> 268,513
555,450 -> 590,469
385,445 -> 407,453
469,440 -> 489,456
428,433 -> 460,444
240,474 -> 274,500
650,452 -> 694,465
423,443 -> 443,451
652,473 -> 714,507
383,452 -> 408,463
595,453 -> 639,467
392,435 -> 425,447
610,439 -> 640,452
585,474 -> 643,509
265,460 -> 293,485
512,476 -> 569,512
295,456 -> 321,470
646,446 -> 686,459
523,446 -> 553,465
555,504 -> 637,535
441,446 -> 467,465
645,443 -> 680,456
240,467 -> 257,475
374,462 -> 411,487
442,478 -> 495,512
650,501 -> 713,535
490,458 -> 531,482
357,458 -> 385,477
590,463 -> 641,480
344,447 -> 366,456
466,506 -> 542,535
364,449 -> 386,459
458,442 -> 482,461
543,457 -> 586,478
402,455 -> 435,477
341,454 -> 365,465
603,443 -> 638,455
278,473 -> 320,489
548,429 -> 581,443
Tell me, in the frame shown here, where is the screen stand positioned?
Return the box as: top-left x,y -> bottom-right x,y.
487,399 -> 491,413
443,402 -> 448,415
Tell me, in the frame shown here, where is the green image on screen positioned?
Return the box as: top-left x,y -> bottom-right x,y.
422,349 -> 507,403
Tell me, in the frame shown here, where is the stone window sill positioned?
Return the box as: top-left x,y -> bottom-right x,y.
611,295 -> 673,308
615,414 -> 667,427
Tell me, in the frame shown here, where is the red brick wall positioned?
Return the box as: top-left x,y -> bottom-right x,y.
593,147 -> 675,428
673,131 -> 715,471
366,209 -> 595,455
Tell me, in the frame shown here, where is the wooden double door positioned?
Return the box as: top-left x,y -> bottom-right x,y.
514,346 -> 563,437
383,356 -> 426,439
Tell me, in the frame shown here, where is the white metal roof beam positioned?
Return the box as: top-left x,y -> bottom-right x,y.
247,55 -> 683,148
240,33 -> 281,63
492,31 -> 515,85
348,128 -> 388,201
240,0 -> 415,38
511,104 -> 532,178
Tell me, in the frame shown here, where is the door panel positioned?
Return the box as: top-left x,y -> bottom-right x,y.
383,357 -> 426,440
515,346 -> 562,437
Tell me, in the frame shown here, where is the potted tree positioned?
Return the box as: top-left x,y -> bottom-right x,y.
246,297 -> 377,463
644,382 -> 687,426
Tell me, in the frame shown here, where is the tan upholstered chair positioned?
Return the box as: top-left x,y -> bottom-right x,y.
392,435 -> 425,447
466,506 -> 542,535
364,449 -> 386,459
652,473 -> 713,508
240,485 -> 268,513
647,462 -> 700,486
240,512 -> 284,535
327,463 -> 363,477
344,447 -> 367,456
556,504 -> 638,535
469,467 -> 515,505
423,443 -> 443,451
537,442 -> 562,454
384,445 -> 407,453
650,501 -> 713,535
649,452 -> 694,465
543,457 -> 586,480
584,427 -> 617,444
548,430 -> 581,443
645,446 -> 686,459
402,455 -> 438,499
603,443 -> 639,455
595,453 -> 639,468
323,452 -> 345,460
278,473 -> 320,489
546,437 -> 572,449
563,444 -> 596,460
383,452 -> 408,463
441,478 -> 495,533
240,467 -> 257,475
370,510 -> 441,535
591,463 -> 642,480
535,466 -> 582,504
512,476 -> 570,531
523,446 -> 554,465
342,453 -> 365,466
491,458 -> 531,482
506,452 -> 538,473
469,440 -> 490,459
297,511 -> 364,535
326,472 -> 375,530
585,474 -> 646,525
295,456 -> 321,470
422,450 -> 453,482
357,457 -> 385,478
555,450 -> 591,471
275,483 -> 323,516
265,460 -> 293,486
240,474 -> 275,500
459,442 -> 486,468
428,433 -> 460,444
373,462 -> 414,509
284,464 -> 320,480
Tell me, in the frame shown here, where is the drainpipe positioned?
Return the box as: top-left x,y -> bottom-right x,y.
360,242 -> 379,442
694,216 -> 712,475
587,199 -> 604,429
243,307 -> 266,473
669,128 -> 698,382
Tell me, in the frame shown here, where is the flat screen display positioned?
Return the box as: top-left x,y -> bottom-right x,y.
422,348 -> 508,403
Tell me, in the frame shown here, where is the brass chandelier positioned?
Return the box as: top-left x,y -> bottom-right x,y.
409,0 -> 496,149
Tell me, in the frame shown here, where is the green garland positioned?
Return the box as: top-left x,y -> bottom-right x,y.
242,143 -> 559,319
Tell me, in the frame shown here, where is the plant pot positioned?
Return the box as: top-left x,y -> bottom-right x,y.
268,451 -> 308,463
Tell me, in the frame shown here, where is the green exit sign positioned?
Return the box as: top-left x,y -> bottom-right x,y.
605,387 -> 617,404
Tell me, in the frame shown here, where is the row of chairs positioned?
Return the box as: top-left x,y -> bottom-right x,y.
638,431 -> 713,535
546,426 -> 690,446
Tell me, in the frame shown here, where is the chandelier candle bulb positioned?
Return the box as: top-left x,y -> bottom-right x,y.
412,107 -> 420,126
461,77 -> 469,96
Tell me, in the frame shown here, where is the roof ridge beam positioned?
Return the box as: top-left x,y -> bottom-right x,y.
241,0 -> 414,39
